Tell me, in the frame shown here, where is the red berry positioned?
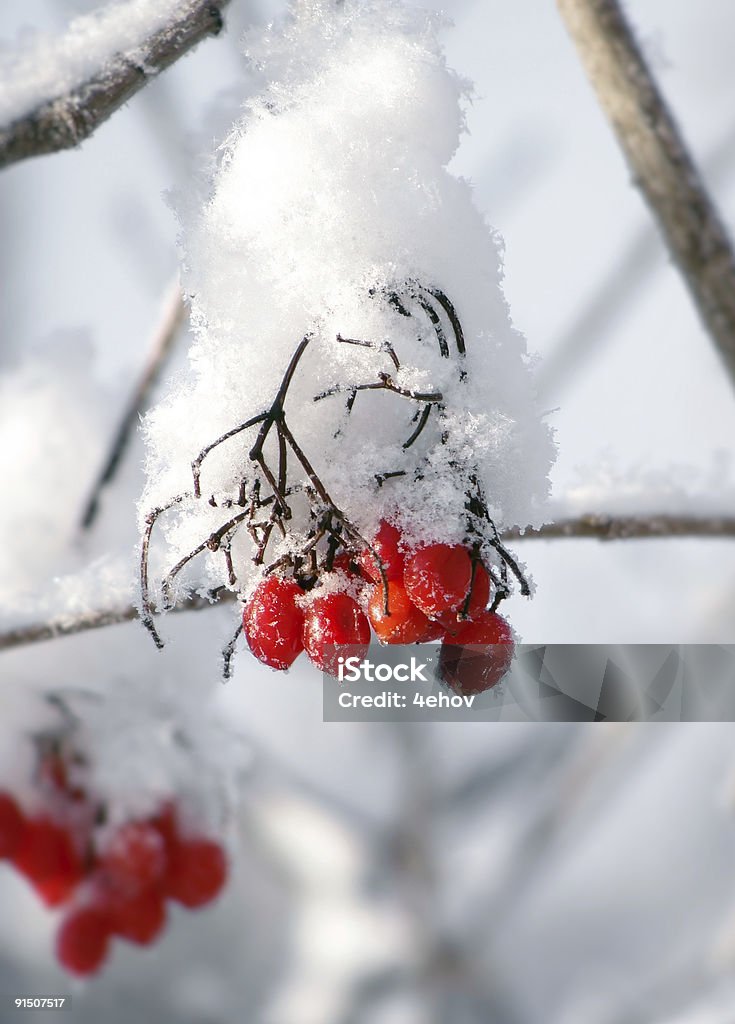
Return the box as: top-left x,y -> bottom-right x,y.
101,821 -> 167,895
302,593 -> 371,676
243,575 -> 304,670
368,582 -> 436,645
149,803 -> 178,852
331,552 -> 363,577
165,838 -> 227,909
56,907 -> 112,977
106,886 -> 167,946
359,521 -> 406,584
404,544 -> 473,617
434,562 -> 491,631
0,792 -> 25,859
13,816 -> 84,907
439,612 -> 515,695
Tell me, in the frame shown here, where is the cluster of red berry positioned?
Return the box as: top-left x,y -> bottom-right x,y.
242,520 -> 515,693
0,753 -> 227,977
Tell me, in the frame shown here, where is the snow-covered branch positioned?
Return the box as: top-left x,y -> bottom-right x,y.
0,0 -> 231,171
507,513 -> 735,541
2,513 -> 734,653
80,282 -> 187,529
0,590 -> 234,653
557,0 -> 735,391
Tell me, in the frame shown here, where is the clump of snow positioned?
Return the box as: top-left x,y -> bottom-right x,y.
0,0 -> 205,124
141,0 -> 554,609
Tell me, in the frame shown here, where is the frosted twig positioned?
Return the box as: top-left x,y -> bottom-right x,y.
0,589 -> 234,654
0,0 -> 231,171
557,0 -> 735,390
80,282 -> 187,530
505,513 -> 735,541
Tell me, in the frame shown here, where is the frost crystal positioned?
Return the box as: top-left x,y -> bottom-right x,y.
140,0 -> 554,614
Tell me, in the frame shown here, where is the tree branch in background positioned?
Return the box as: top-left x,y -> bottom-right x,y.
0,0 -> 231,171
2,513 -> 734,653
506,514 -> 735,541
80,282 -> 187,530
557,0 -> 735,392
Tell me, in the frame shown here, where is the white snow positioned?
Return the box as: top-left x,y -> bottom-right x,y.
141,0 -> 554,609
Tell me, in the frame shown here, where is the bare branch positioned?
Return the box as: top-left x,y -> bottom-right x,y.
80,282 -> 187,529
0,0 -> 231,171
505,513 -> 735,541
3,513 -> 733,655
557,0 -> 735,390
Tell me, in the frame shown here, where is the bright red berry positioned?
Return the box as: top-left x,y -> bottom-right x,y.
403,544 -> 473,617
359,521 -> 407,584
0,792 -> 25,859
101,821 -> 167,894
302,593 -> 371,676
434,562 -> 491,631
56,907 -> 112,977
368,582 -> 436,645
243,575 -> 304,670
165,838 -> 227,909
13,816 -> 84,907
439,611 -> 515,695
331,552 -> 363,577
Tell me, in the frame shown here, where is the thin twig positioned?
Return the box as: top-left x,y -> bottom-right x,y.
4,513 -> 733,655
557,0 -> 735,389
0,0 -> 231,171
505,513 -> 735,541
80,283 -> 187,530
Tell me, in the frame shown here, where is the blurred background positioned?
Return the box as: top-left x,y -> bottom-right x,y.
1,1 -> 735,1021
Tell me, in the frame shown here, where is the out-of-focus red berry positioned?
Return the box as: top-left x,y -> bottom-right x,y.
101,821 -> 167,894
368,582 -> 436,645
359,521 -> 407,584
165,838 -> 227,909
404,544 -> 472,617
243,575 -> 305,671
13,816 -> 84,907
105,885 -> 167,946
0,792 -> 25,859
439,611 -> 515,695
56,907 -> 112,977
302,593 -> 371,676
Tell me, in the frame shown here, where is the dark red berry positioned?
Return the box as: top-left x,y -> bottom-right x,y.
404,544 -> 473,617
439,611 -> 515,695
13,816 -> 84,907
0,792 -> 25,859
368,582 -> 436,645
101,820 -> 167,894
56,907 -> 112,977
302,593 -> 371,676
359,521 -> 407,584
166,838 -> 227,909
243,576 -> 304,670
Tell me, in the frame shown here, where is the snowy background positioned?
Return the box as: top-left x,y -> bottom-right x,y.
1,0 -> 735,1022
